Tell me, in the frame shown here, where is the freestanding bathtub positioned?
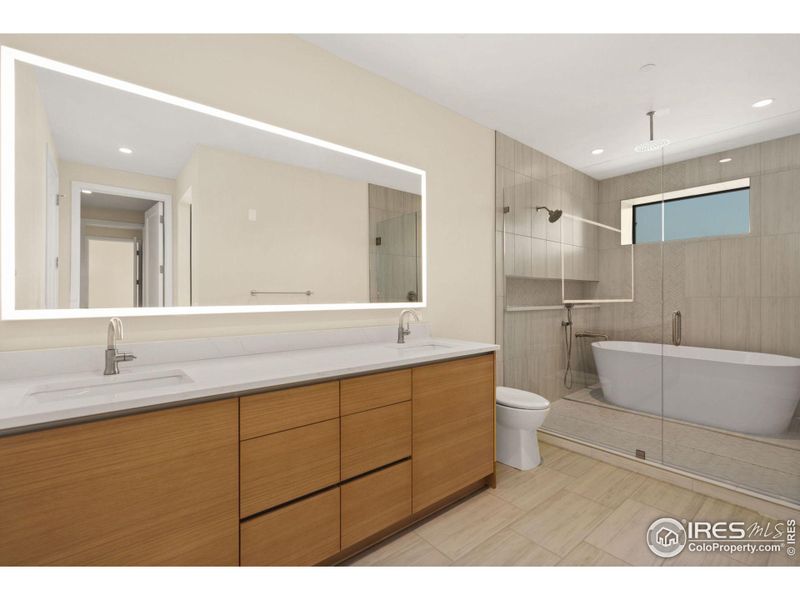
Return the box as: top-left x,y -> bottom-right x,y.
591,341 -> 800,436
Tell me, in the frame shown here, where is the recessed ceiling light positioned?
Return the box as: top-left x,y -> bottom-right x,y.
639,63 -> 656,72
591,148 -> 604,155
81,189 -> 92,194
719,157 -> 733,164
752,98 -> 773,108
118,147 -> 133,154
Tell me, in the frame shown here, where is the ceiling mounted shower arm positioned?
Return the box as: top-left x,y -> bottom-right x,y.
634,110 -> 670,153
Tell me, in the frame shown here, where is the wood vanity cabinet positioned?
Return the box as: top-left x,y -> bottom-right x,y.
0,352 -> 494,566
0,399 -> 239,566
411,353 -> 495,512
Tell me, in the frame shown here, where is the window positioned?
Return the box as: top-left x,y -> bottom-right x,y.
621,179 -> 750,245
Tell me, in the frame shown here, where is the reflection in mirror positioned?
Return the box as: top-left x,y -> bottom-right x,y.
78,187 -> 167,308
5,49 -> 425,316
368,184 -> 421,303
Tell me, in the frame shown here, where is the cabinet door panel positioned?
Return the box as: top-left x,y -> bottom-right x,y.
412,354 -> 495,512
0,400 -> 239,566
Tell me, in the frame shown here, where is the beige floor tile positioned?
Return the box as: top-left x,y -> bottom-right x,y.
544,447 -> 602,478
557,542 -> 629,566
585,498 -> 664,566
633,479 -> 706,521
691,498 -> 771,566
415,490 -> 524,561
510,489 -> 611,557
566,462 -> 647,508
664,550 -> 742,566
348,531 -> 451,566
489,465 -> 575,511
454,529 -> 560,566
767,548 -> 799,566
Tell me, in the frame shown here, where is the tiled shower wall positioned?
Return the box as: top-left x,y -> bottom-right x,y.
496,131 -> 800,400
494,132 -> 600,396
595,133 -> 800,358
368,184 -> 422,303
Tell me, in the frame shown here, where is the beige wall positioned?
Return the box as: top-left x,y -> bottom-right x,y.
0,35 -> 495,349
187,145 -> 369,306
85,237 -> 136,308
14,61 -> 57,310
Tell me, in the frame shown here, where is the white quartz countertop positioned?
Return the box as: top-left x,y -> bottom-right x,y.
0,331 -> 497,434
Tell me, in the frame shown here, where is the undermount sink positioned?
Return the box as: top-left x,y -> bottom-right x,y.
385,342 -> 453,351
26,369 -> 193,402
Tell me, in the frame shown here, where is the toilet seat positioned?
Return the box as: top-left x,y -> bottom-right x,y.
496,386 -> 549,411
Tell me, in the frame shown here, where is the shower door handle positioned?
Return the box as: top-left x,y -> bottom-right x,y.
672,310 -> 682,346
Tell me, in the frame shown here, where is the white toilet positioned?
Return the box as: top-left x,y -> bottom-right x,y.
496,386 -> 551,470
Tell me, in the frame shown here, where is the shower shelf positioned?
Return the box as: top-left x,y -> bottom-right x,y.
505,304 -> 600,312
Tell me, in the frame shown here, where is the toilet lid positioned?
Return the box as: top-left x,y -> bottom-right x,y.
496,386 -> 550,410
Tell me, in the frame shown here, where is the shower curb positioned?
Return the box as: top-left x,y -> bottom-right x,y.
539,430 -> 800,521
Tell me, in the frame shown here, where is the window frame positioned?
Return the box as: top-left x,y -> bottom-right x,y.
620,178 -> 751,245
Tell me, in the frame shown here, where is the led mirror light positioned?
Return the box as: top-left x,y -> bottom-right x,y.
0,46 -> 427,320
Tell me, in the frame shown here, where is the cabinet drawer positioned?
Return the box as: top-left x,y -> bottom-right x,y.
240,419 -> 340,518
241,488 -> 340,566
341,460 -> 412,549
340,369 -> 411,416
341,401 -> 411,480
239,381 -> 339,440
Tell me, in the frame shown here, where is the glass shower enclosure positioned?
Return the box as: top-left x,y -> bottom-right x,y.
498,127 -> 800,507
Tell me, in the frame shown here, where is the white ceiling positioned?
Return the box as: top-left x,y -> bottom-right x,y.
302,34 -> 800,179
30,63 -> 422,194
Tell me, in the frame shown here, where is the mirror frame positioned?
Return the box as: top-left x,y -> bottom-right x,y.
0,46 -> 427,320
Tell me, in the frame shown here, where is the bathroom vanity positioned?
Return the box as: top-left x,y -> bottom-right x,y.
0,48 -> 498,566
0,332 -> 497,566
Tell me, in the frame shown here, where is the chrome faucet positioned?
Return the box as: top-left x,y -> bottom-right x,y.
104,317 -> 136,375
397,309 -> 421,344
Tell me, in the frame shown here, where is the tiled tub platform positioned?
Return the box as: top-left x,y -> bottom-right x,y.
544,385 -> 800,505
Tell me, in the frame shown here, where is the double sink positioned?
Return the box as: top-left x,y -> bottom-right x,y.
24,341 -> 454,403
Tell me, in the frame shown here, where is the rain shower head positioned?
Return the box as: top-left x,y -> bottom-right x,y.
634,110 -> 670,153
536,206 -> 563,222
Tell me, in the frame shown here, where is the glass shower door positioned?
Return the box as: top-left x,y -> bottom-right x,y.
659,134 -> 800,506
375,212 -> 420,302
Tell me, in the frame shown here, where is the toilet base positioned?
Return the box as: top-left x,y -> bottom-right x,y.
496,423 -> 542,471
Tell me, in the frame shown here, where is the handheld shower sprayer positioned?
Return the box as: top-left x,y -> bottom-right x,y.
562,303 -> 574,390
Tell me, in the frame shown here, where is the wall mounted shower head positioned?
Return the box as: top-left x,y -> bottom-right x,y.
536,206 -> 563,223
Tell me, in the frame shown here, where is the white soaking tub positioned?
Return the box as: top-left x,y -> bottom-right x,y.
591,341 -> 800,436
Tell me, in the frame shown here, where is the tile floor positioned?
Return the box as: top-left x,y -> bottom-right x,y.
347,443 -> 799,566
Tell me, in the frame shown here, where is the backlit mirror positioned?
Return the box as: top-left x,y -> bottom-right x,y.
1,47 -> 426,318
